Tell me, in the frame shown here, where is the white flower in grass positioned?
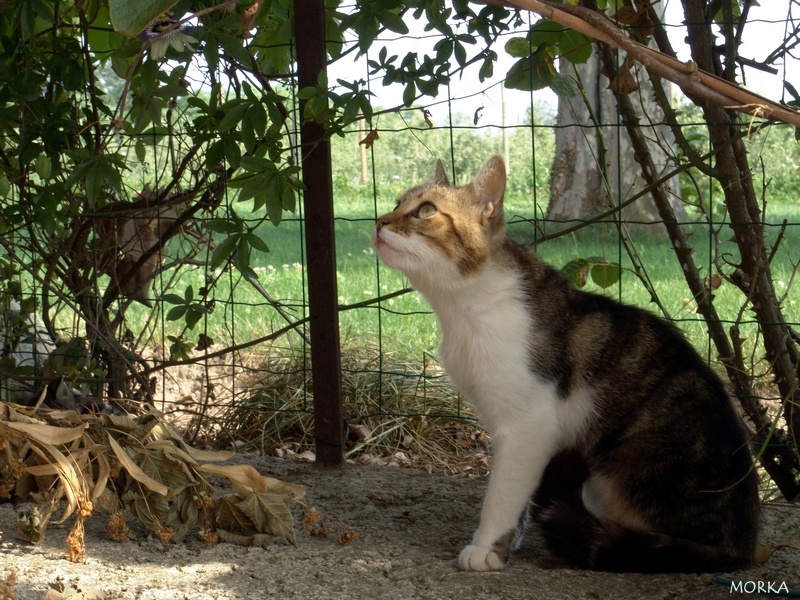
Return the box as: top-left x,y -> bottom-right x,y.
140,18 -> 198,61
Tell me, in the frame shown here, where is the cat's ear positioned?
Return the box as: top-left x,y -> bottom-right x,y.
474,156 -> 506,217
432,160 -> 450,187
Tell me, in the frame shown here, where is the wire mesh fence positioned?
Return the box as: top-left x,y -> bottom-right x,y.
0,1 -> 798,486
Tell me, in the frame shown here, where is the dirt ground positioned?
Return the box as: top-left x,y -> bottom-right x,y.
1,453 -> 798,600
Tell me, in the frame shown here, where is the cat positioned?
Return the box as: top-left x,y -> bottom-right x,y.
371,155 -> 759,573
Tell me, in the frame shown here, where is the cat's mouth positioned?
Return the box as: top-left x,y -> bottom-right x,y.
372,228 -> 395,254
372,228 -> 407,266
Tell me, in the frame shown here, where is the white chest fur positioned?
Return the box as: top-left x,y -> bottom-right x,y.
419,269 -> 543,431
416,266 -> 595,448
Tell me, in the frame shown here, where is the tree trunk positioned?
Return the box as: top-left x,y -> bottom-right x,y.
548,52 -> 686,229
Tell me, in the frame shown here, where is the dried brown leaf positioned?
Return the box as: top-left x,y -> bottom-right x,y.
137,445 -> 198,488
90,450 -> 111,504
215,528 -> 274,546
126,491 -> 169,533
197,463 -> 305,499
104,413 -> 138,431
237,491 -> 296,544
4,405 -> 46,424
359,129 -> 379,149
107,435 -> 168,496
214,495 -> 254,535
26,443 -> 82,522
3,421 -> 88,446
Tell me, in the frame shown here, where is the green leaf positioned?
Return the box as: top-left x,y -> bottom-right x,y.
235,237 -> 251,271
248,102 -> 267,136
166,305 -> 187,321
238,155 -> 272,173
561,258 -> 590,288
784,81 -> 800,102
215,31 -> 254,67
528,19 -> 564,49
549,74 -> 577,98
478,54 -> 494,82
241,111 -> 256,153
266,191 -> 283,226
205,219 -> 240,234
590,263 -> 621,289
559,30 -> 593,64
504,37 -> 531,58
161,293 -> 185,304
379,11 -> 409,35
109,0 -> 179,36
218,101 -> 248,132
185,307 -> 204,329
205,140 -> 225,169
211,235 -> 239,268
402,82 -> 416,107
504,46 -> 557,91
135,140 -> 147,163
246,233 -> 270,254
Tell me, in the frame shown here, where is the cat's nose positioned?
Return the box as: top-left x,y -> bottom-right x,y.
376,216 -> 390,231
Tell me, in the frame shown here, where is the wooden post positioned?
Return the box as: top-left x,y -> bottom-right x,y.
294,0 -> 345,467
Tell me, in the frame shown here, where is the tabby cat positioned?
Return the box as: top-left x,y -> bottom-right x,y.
371,156 -> 759,573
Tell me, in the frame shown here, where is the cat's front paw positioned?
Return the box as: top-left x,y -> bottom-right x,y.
458,544 -> 507,571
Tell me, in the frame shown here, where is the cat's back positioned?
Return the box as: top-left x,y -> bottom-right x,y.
500,240 -> 729,412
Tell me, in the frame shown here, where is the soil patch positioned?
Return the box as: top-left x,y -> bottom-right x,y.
1,454 -> 798,600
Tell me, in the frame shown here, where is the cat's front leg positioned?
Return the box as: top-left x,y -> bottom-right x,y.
458,427 -> 555,571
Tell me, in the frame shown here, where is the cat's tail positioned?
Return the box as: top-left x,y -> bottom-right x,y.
537,499 -> 752,573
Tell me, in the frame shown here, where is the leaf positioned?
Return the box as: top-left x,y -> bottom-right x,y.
107,435 -> 169,496
784,80 -> 800,102
144,440 -> 200,467
4,421 -> 88,446
205,219 -> 241,234
196,332 -> 215,352
216,528 -> 274,546
197,463 -> 305,499
561,258 -> 590,288
109,0 -> 179,36
245,233 -> 269,254
211,235 -> 239,268
218,102 -> 249,132
504,46 -> 557,91
126,490 -> 169,533
528,18 -> 564,49
26,443 -> 82,523
238,492 -> 296,544
504,37 -> 531,58
558,29 -> 593,64
402,82 -> 416,107
378,11 -> 409,35
184,448 -> 234,463
549,74 -> 577,98
608,57 -> 639,94
590,262 -> 621,289
91,451 -> 112,504
359,129 -> 379,148
215,495 -> 254,534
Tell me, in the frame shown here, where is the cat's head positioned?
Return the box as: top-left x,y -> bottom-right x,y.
371,156 -> 507,288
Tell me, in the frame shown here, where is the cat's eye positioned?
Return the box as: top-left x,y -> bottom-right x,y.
410,203 -> 437,219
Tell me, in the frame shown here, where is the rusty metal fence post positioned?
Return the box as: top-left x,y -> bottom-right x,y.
294,0 -> 345,467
